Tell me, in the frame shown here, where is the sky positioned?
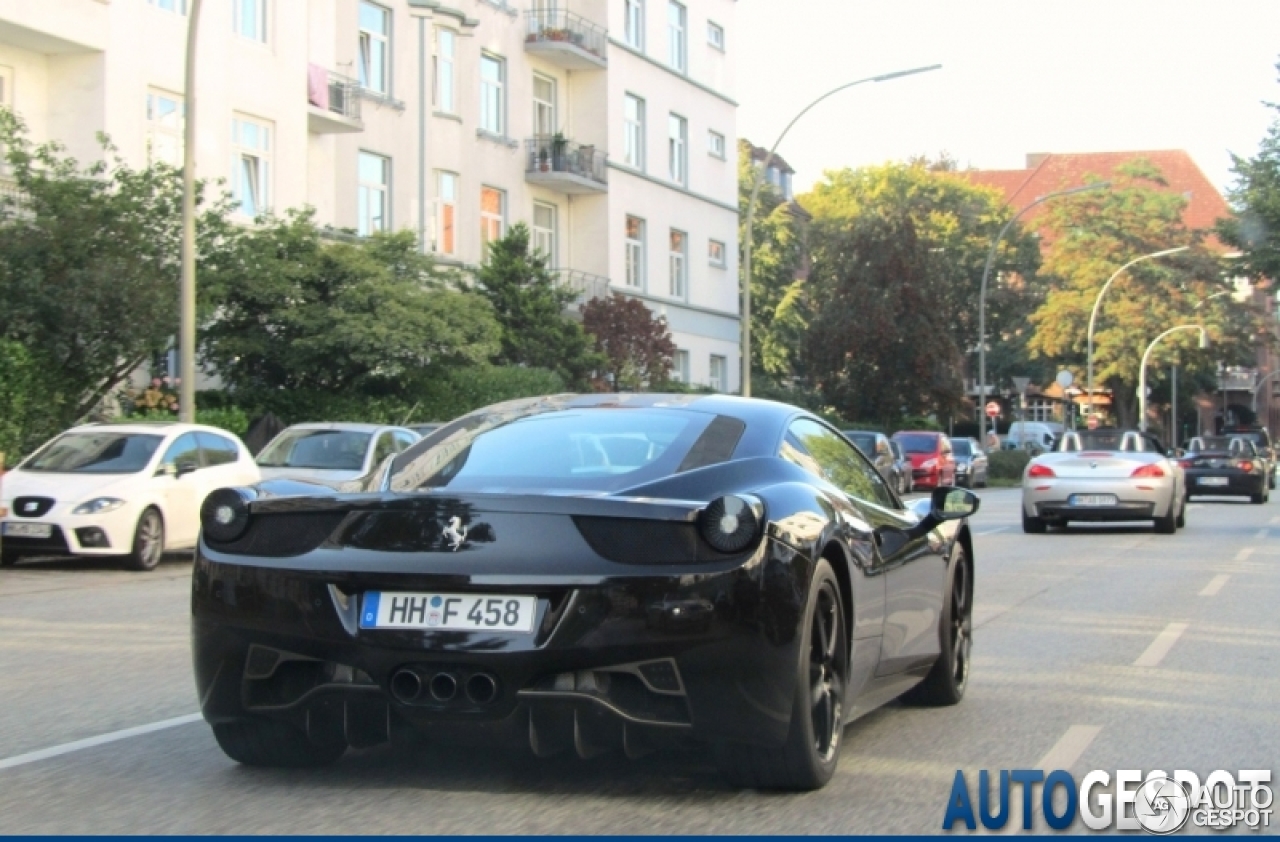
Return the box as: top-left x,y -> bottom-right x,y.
735,0 -> 1280,198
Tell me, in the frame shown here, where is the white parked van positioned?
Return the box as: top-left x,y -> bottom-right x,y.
1003,422 -> 1063,452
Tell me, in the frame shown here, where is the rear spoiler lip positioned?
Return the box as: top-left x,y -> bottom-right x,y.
247,490 -> 707,522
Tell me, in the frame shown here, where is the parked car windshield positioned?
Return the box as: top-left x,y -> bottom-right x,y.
845,432 -> 876,454
257,430 -> 372,471
952,439 -> 973,457
388,408 -> 717,493
894,434 -> 938,454
22,432 -> 164,474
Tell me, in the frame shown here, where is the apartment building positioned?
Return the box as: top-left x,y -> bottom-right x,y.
0,0 -> 739,392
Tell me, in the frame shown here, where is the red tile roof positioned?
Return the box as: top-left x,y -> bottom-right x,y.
959,151 -> 1232,252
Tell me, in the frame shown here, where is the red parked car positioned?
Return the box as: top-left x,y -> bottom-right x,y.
891,431 -> 957,489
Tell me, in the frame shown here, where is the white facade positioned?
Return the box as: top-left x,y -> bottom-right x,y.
0,0 -> 739,391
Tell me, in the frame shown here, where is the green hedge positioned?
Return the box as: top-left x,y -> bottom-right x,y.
988,449 -> 1031,480
0,340 -> 60,466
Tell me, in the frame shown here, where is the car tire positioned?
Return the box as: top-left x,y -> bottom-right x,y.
1175,496 -> 1187,528
123,508 -> 165,571
1154,503 -> 1177,533
715,559 -> 848,791
1250,491 -> 1266,505
902,546 -> 971,707
1270,474 -> 1276,491
1,550 -> 18,567
1022,509 -> 1047,534
212,720 -> 347,768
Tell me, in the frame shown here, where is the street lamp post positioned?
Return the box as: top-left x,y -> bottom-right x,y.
976,181 -> 1109,448
1139,324 -> 1208,432
178,0 -> 203,423
1251,370 -> 1280,415
740,63 -> 942,397
1086,246 -> 1189,420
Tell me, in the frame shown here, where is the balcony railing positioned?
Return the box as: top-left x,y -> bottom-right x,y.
525,136 -> 607,193
1219,368 -> 1260,392
524,9 -> 607,69
307,65 -> 363,133
557,269 -> 612,311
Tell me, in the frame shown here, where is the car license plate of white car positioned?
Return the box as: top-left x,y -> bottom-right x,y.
1068,494 -> 1117,507
1197,477 -> 1230,486
359,592 -> 537,633
1,521 -> 51,538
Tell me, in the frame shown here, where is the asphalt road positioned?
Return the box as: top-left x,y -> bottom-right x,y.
1,489 -> 1277,834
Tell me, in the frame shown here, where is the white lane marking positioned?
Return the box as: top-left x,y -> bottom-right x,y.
0,713 -> 201,771
1133,622 -> 1189,668
1235,547 -> 1255,562
975,527 -> 1007,536
1255,528 -> 1269,541
1036,724 -> 1102,771
1199,575 -> 1230,597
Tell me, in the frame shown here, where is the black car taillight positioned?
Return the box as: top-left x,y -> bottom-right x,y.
698,495 -> 763,554
201,487 -> 257,543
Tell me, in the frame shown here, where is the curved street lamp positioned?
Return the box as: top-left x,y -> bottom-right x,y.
178,0 -> 204,423
1139,324 -> 1208,432
1086,245 -> 1189,420
740,63 -> 942,397
976,181 -> 1109,447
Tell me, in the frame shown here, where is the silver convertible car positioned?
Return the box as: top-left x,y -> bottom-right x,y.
1022,429 -> 1186,534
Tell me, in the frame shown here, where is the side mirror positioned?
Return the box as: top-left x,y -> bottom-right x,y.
175,461 -> 199,477
931,487 -> 980,520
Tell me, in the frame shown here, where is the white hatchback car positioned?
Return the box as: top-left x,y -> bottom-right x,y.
0,422 -> 260,570
255,423 -> 420,484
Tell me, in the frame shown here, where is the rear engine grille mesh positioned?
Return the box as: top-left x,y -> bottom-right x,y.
207,512 -> 347,557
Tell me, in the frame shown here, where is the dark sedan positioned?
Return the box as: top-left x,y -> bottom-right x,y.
1182,436 -> 1269,504
952,438 -> 988,489
193,394 -> 979,790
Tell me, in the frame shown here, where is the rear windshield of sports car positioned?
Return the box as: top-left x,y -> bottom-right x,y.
388,409 -> 725,493
22,432 -> 164,474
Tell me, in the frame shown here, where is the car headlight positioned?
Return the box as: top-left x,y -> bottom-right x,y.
698,495 -> 763,554
922,458 -> 939,469
72,498 -> 126,515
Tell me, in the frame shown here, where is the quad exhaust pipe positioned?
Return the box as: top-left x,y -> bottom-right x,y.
389,667 -> 498,706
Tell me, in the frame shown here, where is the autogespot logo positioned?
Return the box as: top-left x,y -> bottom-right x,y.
942,769 -> 1273,833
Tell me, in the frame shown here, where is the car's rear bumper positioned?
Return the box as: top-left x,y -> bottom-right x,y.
1034,501 -> 1157,521
1185,470 -> 1265,496
191,538 -> 811,753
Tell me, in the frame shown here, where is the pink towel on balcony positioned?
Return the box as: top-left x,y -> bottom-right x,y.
307,63 -> 329,110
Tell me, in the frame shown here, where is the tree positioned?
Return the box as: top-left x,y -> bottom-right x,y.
474,223 -> 600,387
580,293 -> 675,390
1028,159 -> 1258,427
0,108 -> 239,432
200,211 -> 500,394
1220,60 -> 1280,282
797,161 -> 1042,423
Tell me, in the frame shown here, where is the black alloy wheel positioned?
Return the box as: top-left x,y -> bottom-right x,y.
715,559 -> 848,790
904,547 -> 972,706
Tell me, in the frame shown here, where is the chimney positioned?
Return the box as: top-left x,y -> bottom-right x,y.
1026,153 -> 1051,168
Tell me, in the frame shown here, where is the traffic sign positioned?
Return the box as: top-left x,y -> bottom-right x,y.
985,401 -> 1000,418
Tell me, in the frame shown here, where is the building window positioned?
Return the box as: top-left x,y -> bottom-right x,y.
434,171 -> 457,255
667,1 -> 686,72
233,0 -> 267,42
532,202 -> 557,263
624,0 -> 644,50
624,94 -> 645,169
707,129 -> 725,159
230,115 -> 271,217
625,215 -> 645,289
671,349 -> 689,383
709,355 -> 726,391
358,151 -> 389,236
480,186 -> 505,250
708,239 -> 726,268
668,113 -> 686,185
359,2 -> 390,95
434,29 -> 455,112
668,229 -> 687,298
480,54 -> 505,136
145,90 -> 184,167
707,20 -> 724,50
533,73 -> 557,138
148,0 -> 187,14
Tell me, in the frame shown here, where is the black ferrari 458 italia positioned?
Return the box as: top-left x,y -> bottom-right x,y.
193,393 -> 979,790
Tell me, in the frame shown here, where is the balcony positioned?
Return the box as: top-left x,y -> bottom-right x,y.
307,66 -> 363,134
1219,368 -> 1260,392
525,137 -> 607,194
557,269 -> 612,314
523,9 -> 607,70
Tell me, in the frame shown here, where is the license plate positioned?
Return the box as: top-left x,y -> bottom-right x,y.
2,521 -> 51,538
360,592 -> 537,633
1068,494 -> 1117,507
1197,476 -> 1230,486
